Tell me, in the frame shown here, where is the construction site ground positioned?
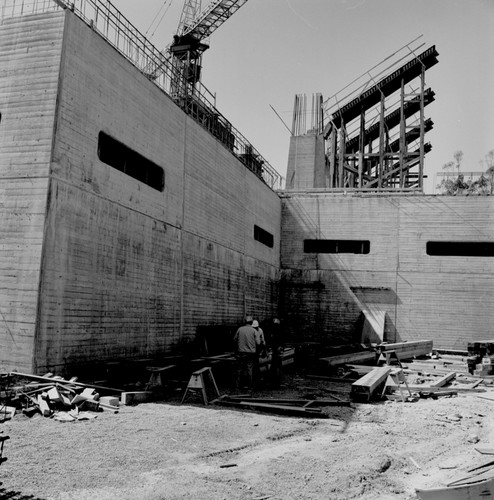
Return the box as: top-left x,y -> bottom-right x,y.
1,361 -> 494,500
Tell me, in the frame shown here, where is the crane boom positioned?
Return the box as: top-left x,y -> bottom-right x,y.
181,0 -> 249,39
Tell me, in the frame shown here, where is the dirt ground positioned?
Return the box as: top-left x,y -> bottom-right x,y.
1,366 -> 494,500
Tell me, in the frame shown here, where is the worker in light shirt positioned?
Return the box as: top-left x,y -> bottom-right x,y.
233,316 -> 260,392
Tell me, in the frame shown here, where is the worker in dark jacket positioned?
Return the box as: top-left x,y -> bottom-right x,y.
233,316 -> 260,391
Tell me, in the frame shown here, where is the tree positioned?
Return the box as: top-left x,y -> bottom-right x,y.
437,149 -> 493,195
453,150 -> 464,174
485,149 -> 494,194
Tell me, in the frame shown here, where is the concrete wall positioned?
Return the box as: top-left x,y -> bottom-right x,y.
280,193 -> 494,351
1,11 -> 281,373
0,12 -> 65,371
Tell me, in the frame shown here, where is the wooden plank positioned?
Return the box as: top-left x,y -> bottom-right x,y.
214,399 -> 329,418
320,350 -> 376,366
378,340 -> 433,358
430,372 -> 456,387
225,396 -> 351,407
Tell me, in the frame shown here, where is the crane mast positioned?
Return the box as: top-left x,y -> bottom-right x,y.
169,0 -> 248,98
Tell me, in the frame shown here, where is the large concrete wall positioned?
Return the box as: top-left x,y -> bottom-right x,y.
1,10 -> 281,373
281,193 -> 494,351
0,12 -> 66,371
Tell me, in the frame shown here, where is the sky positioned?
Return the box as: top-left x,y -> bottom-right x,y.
113,0 -> 494,193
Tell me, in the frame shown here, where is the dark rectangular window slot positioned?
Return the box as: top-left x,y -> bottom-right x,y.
304,239 -> 370,254
254,225 -> 274,248
427,241 -> 494,257
97,131 -> 164,192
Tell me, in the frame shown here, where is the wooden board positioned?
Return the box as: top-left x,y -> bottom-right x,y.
378,340 -> 433,359
351,366 -> 391,401
320,351 -> 376,366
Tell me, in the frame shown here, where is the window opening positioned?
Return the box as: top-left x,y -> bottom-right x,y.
98,131 -> 164,191
304,239 -> 370,254
254,225 -> 274,248
426,241 -> 494,257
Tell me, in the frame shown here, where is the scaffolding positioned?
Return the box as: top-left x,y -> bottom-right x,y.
323,39 -> 439,190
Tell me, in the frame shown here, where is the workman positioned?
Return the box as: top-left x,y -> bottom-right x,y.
233,316 -> 260,391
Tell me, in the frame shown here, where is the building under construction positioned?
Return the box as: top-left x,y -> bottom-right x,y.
0,0 -> 493,375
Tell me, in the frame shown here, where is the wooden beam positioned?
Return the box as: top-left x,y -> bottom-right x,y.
320,350 -> 376,367
430,372 -> 456,387
214,399 -> 329,418
378,340 -> 433,359
351,366 -> 391,401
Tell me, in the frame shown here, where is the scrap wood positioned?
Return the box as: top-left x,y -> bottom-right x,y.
9,372 -> 123,394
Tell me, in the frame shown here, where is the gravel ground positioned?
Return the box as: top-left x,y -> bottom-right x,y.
1,369 -> 494,500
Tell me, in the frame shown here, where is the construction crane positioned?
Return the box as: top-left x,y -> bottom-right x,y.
168,0 -> 248,97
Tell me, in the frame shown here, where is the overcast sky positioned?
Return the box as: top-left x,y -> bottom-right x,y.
113,0 -> 494,193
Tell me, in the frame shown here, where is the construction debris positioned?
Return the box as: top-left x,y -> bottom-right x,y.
0,372 -> 121,422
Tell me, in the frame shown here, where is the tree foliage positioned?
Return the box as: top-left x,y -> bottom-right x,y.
437,149 -> 493,195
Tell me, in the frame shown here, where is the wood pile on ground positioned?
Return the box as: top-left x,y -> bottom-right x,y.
314,339 -> 494,405
0,372 -> 124,422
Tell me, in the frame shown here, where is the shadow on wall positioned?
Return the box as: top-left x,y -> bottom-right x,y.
279,271 -> 365,346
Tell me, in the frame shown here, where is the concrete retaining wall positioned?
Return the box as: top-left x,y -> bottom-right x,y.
280,193 -> 494,351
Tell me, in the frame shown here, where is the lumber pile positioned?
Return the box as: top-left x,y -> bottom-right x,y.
1,372 -> 122,422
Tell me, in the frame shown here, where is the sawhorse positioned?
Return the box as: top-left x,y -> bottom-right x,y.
378,350 -> 413,401
181,367 -> 220,405
145,365 -> 176,390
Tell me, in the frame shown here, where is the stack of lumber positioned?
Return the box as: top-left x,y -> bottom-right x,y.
2,372 -> 122,421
